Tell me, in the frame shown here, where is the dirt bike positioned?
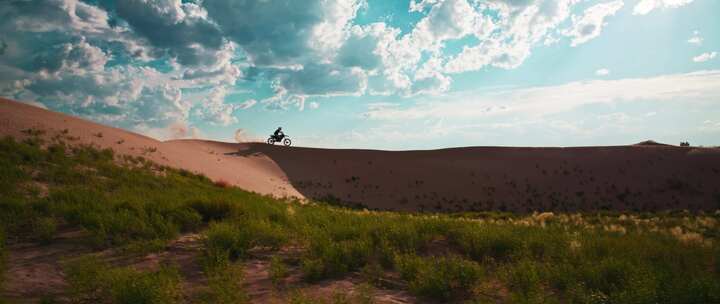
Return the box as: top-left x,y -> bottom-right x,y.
267,134 -> 292,146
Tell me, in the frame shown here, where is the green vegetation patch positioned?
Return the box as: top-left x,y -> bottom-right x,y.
1,135 -> 719,303
64,256 -> 181,304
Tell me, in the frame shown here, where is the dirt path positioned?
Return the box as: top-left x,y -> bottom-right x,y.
1,228 -> 88,303
2,230 -> 420,303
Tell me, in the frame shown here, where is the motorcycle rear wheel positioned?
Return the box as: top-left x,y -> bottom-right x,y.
267,138 -> 275,145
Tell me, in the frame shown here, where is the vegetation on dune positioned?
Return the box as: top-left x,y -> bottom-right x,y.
0,132 -> 719,303
64,256 -> 181,304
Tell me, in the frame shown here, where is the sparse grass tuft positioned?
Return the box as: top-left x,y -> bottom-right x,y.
0,227 -> 5,293
31,217 -> 57,244
269,255 -> 289,286
200,263 -> 248,304
64,255 -> 181,303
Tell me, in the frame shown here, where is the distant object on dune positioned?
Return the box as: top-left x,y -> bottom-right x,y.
634,140 -> 672,146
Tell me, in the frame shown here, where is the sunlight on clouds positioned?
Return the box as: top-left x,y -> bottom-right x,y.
633,0 -> 694,15
363,70 -> 720,121
693,52 -> 717,63
595,68 -> 611,76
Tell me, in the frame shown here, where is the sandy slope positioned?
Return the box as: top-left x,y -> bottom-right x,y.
3,97 -> 720,212
0,98 -> 301,199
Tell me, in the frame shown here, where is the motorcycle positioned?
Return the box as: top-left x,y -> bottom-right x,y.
267,134 -> 292,146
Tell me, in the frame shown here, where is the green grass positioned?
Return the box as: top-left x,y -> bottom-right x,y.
200,263 -> 248,304
0,227 -> 5,295
64,256 -> 181,303
1,134 -> 719,303
270,255 -> 289,286
395,254 -> 483,300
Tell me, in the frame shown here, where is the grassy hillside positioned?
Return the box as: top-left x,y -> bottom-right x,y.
0,132 -> 719,303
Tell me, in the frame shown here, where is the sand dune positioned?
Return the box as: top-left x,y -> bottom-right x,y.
0,98 -> 301,199
2,98 -> 720,212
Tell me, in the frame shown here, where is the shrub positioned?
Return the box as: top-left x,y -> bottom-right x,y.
205,222 -> 252,260
360,263 -> 384,286
287,290 -> 321,304
108,265 -> 181,304
301,237 -> 373,281
450,225 -> 524,262
269,255 -> 289,286
187,199 -> 235,222
32,217 -> 57,244
64,256 -> 181,303
166,207 -> 202,232
0,227 -> 5,291
394,254 -> 483,300
201,264 -> 248,304
204,220 -> 288,262
503,259 -> 544,301
354,283 -> 375,304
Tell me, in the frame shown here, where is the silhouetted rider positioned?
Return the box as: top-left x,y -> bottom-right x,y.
273,127 -> 284,139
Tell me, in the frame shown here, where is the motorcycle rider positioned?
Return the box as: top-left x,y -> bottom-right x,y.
273,127 -> 284,140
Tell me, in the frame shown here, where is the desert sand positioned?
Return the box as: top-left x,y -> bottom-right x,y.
2,97 -> 720,213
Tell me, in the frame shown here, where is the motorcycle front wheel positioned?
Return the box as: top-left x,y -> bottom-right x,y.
267,137 -> 275,145
282,138 -> 291,146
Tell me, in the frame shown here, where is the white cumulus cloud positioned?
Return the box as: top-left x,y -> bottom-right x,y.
633,0 -> 694,15
693,52 -> 717,63
687,30 -> 703,46
595,68 -> 611,76
363,70 -> 720,121
562,0 -> 624,47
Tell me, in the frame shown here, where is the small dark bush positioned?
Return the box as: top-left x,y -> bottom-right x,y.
187,199 -> 235,222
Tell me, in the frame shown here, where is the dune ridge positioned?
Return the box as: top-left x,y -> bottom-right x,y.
2,97 -> 719,212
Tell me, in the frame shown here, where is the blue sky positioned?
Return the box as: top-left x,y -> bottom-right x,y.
1,0 -> 719,149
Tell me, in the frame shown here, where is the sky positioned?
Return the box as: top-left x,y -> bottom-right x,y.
1,0 -> 719,150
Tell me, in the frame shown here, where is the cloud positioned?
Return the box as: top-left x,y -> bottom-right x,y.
693,52 -> 717,63
194,87 -> 238,125
115,0 -> 225,66
700,120 -> 720,132
633,0 -> 694,15
30,38 -> 108,75
203,0 -> 362,66
687,30 -> 703,46
0,0 -> 697,139
0,0 -> 112,34
363,70 -> 720,121
595,68 -> 611,76
444,0 -> 578,73
3,61 -> 192,131
237,99 -> 257,110
0,0 -> 251,132
562,0 -> 624,47
337,24 -> 388,70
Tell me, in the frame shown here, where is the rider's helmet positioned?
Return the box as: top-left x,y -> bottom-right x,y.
278,127 -> 282,130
